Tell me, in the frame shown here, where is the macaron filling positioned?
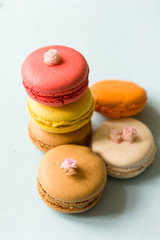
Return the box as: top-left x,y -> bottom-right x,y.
95,97 -> 147,118
106,146 -> 156,178
27,99 -> 94,133
23,76 -> 88,105
37,178 -> 102,211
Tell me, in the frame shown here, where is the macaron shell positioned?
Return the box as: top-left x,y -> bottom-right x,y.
38,145 -> 106,202
22,45 -> 89,94
91,118 -> 155,168
28,120 -> 92,152
27,88 -> 94,133
90,80 -> 147,118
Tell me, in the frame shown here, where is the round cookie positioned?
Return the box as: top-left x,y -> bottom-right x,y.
22,45 -> 89,106
37,145 -> 107,213
91,118 -> 156,179
27,88 -> 94,133
90,80 -> 147,118
28,120 -> 92,152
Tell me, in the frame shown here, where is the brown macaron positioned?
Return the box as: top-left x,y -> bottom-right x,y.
28,120 -> 92,152
37,145 -> 107,213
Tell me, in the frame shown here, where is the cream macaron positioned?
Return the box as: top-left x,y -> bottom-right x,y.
37,145 -> 107,213
91,118 -> 156,179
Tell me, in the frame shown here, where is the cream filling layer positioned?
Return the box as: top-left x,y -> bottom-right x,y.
37,179 -> 102,210
95,98 -> 147,114
107,146 -> 156,178
27,101 -> 94,132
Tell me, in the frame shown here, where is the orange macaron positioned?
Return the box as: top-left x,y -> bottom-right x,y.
90,80 -> 147,118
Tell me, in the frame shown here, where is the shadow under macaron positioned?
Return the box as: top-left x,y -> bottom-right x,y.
134,103 -> 160,181
56,178 -> 127,218
78,178 -> 127,217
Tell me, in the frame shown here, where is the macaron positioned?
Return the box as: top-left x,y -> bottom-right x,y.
27,88 -> 94,133
90,80 -> 147,118
91,118 -> 156,179
22,45 -> 89,106
37,145 -> 107,213
28,120 -> 92,152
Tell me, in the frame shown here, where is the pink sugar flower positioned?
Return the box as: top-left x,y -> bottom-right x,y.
61,157 -> 77,176
109,128 -> 123,143
122,126 -> 137,143
44,49 -> 61,65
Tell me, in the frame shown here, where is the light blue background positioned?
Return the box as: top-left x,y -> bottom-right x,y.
0,0 -> 160,239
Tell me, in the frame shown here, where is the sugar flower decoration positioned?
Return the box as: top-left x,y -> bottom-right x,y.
109,128 -> 123,143
122,126 -> 137,143
44,49 -> 61,65
110,126 -> 137,143
61,157 -> 78,176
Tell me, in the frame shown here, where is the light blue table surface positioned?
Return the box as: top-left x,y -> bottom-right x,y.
0,0 -> 160,239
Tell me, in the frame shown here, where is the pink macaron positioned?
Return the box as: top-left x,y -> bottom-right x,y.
22,46 -> 89,106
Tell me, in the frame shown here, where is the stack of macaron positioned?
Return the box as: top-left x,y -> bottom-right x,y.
22,46 -> 157,214
22,46 -> 94,152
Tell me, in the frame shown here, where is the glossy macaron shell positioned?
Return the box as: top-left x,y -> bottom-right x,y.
27,88 -> 94,133
38,145 -> 107,202
22,46 -> 89,106
90,80 -> 147,118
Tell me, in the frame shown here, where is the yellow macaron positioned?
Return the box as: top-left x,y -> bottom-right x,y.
27,88 -> 94,133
